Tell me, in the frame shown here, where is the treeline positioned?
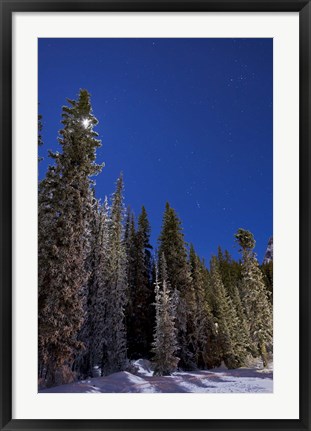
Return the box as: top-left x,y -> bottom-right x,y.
38,90 -> 273,387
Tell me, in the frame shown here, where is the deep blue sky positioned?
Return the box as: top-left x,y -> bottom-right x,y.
38,38 -> 273,263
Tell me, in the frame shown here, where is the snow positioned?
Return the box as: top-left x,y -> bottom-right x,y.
263,237 -> 273,264
170,365 -> 273,393
39,361 -> 272,394
175,374 -> 272,393
132,359 -> 154,377
124,372 -> 157,393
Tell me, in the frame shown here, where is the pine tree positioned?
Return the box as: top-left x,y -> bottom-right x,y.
90,197 -> 112,374
124,207 -> 137,357
158,203 -> 194,369
100,174 -> 128,375
188,245 -> 214,368
38,89 -> 103,386
187,245 -> 198,354
73,190 -> 100,379
128,206 -> 154,358
235,228 -> 273,367
209,256 -> 234,367
217,248 -> 251,362
209,255 -> 248,368
38,165 -> 59,381
152,256 -> 179,376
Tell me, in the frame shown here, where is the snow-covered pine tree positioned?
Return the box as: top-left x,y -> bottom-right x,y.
209,256 -> 247,369
38,89 -> 103,386
127,206 -> 154,358
158,202 -> 194,369
73,190 -> 100,379
217,248 -> 250,364
235,228 -> 273,367
187,245 -> 198,356
188,245 -> 214,368
90,197 -> 112,374
198,264 -> 223,369
38,165 -> 59,380
209,256 -> 232,366
100,174 -> 128,375
124,207 -> 137,358
152,255 -> 179,376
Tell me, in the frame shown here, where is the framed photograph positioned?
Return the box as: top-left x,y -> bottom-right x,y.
1,1 -> 310,430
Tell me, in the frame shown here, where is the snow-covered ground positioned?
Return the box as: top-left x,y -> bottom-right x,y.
40,359 -> 272,393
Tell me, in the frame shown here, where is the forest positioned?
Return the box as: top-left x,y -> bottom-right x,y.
38,89 -> 273,388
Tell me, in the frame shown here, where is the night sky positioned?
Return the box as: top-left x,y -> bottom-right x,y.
38,38 -> 273,264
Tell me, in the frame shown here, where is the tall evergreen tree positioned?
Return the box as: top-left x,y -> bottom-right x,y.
217,247 -> 251,360
198,265 -> 223,369
152,256 -> 179,376
100,175 -> 128,375
38,89 -> 103,386
124,207 -> 137,357
73,191 -> 100,379
158,203 -> 194,369
235,228 -> 273,367
90,197 -> 112,375
209,256 -> 234,367
188,245 -> 214,368
128,206 -> 154,358
209,256 -> 247,368
187,245 -> 198,351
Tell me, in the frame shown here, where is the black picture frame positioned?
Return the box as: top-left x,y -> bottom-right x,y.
1,1 -> 310,430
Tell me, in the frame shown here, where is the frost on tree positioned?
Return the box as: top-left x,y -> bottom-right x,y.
235,228 -> 273,367
38,89 -> 103,386
158,202 -> 194,370
126,206 -> 154,359
99,175 -> 128,375
152,256 -> 179,376
188,245 -> 214,369
74,195 -> 111,378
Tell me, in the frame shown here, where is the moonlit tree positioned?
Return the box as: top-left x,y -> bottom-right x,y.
38,89 -> 103,386
235,228 -> 273,367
